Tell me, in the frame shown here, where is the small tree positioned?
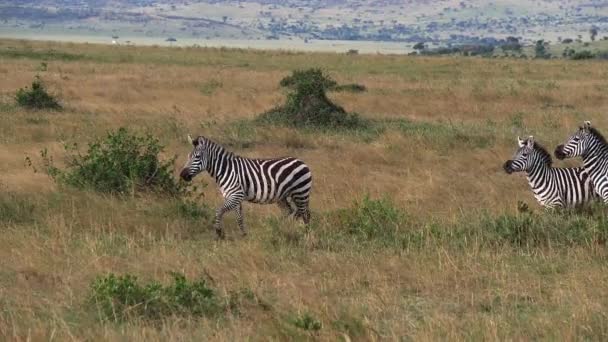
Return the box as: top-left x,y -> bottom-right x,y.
258,69 -> 363,129
535,40 -> 550,59
15,76 -> 61,110
590,27 -> 598,41
413,42 -> 426,51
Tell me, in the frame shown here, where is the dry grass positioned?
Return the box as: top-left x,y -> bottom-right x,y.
2,39 -> 608,340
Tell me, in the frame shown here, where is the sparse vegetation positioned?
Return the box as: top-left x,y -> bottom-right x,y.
90,273 -> 222,322
15,75 -> 61,110
291,312 -> 322,331
2,39 -> 608,340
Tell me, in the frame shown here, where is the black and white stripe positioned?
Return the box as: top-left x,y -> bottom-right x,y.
180,135 -> 312,238
504,136 -> 595,208
556,121 -> 608,202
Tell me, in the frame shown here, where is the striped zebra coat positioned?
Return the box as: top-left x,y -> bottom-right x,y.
180,135 -> 312,238
504,136 -> 595,208
555,121 -> 608,202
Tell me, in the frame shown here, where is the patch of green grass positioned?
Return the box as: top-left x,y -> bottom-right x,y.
199,79 -> 223,96
0,48 -> 87,62
338,195 -> 407,246
291,312 -> 322,331
266,196 -> 608,253
90,272 -> 222,322
24,116 -> 50,125
0,191 -> 37,225
388,118 -> 496,151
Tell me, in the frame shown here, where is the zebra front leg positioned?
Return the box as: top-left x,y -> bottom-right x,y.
236,203 -> 247,236
214,196 -> 243,239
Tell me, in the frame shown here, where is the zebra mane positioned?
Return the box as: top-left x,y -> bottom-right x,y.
197,136 -> 235,157
588,127 -> 608,146
532,142 -> 553,166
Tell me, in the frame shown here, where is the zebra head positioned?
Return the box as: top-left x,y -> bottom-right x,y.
504,136 -> 546,174
180,134 -> 208,182
555,121 -> 593,160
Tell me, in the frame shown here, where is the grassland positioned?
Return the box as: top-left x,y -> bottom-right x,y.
1,39 -> 608,340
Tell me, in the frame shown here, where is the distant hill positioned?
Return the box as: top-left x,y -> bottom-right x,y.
0,0 -> 606,47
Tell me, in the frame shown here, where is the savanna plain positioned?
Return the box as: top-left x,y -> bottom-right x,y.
2,39 -> 608,340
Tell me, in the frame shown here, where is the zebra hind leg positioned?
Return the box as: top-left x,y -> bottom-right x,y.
277,198 -> 296,218
292,195 -> 311,225
236,203 -> 247,236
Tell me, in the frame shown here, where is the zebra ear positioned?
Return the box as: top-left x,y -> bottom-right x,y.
526,136 -> 534,148
517,136 -> 525,147
187,134 -> 198,146
584,121 -> 592,130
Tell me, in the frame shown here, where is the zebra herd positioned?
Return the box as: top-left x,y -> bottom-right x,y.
180,120 -> 608,239
504,121 -> 608,209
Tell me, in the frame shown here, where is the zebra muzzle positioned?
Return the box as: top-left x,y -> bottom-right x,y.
554,145 -> 566,160
503,160 -> 514,174
179,168 -> 192,181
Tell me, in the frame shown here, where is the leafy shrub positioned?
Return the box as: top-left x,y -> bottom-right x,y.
90,273 -> 222,322
570,50 -> 595,60
15,76 -> 61,110
291,312 -> 322,331
338,196 -> 408,246
43,128 -> 185,196
257,68 -> 367,130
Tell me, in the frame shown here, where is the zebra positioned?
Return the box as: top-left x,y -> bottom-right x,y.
503,136 -> 595,208
180,134 -> 312,238
555,121 -> 608,202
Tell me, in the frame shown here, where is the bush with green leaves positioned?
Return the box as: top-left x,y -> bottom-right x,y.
15,75 -> 61,110
257,68 -> 365,129
43,127 -> 185,196
340,195 -> 407,244
570,50 -> 595,60
291,312 -> 322,331
90,273 -> 222,322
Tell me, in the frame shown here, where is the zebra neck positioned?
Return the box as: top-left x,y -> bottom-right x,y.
582,143 -> 608,173
526,163 -> 551,190
206,147 -> 236,180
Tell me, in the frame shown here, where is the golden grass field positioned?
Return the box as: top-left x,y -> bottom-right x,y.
1,39 -> 608,340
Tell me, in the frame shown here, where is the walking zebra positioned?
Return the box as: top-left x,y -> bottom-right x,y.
503,136 -> 595,208
180,135 -> 312,238
555,121 -> 608,202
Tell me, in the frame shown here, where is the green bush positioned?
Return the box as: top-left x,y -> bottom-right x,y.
340,195 -> 407,245
570,50 -> 595,60
43,127 -> 185,196
291,312 -> 322,331
90,273 -> 222,322
15,76 -> 61,110
257,68 -> 367,130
